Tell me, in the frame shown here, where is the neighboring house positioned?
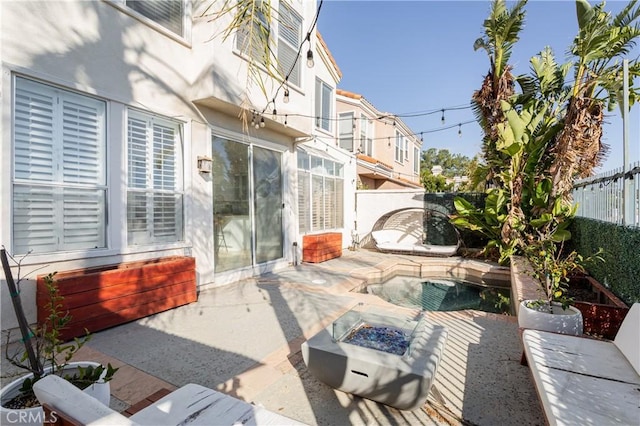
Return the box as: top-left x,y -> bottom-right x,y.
336,90 -> 422,190
0,0 -> 352,330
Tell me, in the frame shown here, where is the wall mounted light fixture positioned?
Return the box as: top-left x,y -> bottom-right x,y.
197,156 -> 213,173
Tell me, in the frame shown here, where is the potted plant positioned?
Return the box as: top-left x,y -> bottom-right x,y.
0,249 -> 118,426
517,238 -> 603,335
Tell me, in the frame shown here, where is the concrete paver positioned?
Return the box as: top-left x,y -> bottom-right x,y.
1,251 -> 544,425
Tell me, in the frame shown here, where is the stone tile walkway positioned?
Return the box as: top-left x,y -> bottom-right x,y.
1,251 -> 544,425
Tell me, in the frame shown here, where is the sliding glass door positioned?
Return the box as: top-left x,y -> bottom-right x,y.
211,137 -> 283,273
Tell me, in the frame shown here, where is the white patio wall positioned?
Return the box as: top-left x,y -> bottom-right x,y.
355,189 -> 425,243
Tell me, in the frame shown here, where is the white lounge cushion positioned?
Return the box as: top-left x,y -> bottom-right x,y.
33,375 -> 136,426
34,374 -> 306,426
613,302 -> 640,375
371,230 -> 420,246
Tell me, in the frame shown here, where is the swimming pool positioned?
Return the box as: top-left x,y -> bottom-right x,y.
366,275 -> 511,314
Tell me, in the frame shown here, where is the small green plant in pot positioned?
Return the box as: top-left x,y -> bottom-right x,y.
1,248 -> 118,415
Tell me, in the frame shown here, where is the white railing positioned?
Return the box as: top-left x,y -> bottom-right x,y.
572,161 -> 640,227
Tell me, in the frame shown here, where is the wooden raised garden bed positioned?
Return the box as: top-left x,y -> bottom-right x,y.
37,256 -> 197,341
302,232 -> 342,263
569,274 -> 629,339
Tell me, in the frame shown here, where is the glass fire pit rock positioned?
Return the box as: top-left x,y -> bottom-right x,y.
301,304 -> 448,411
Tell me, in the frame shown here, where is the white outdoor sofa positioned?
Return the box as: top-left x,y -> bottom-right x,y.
522,302 -> 639,426
371,229 -> 459,257
33,374 -> 305,425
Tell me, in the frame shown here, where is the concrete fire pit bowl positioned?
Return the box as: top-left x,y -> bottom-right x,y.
301,305 -> 448,411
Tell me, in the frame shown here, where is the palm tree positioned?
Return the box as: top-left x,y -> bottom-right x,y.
549,0 -> 640,199
472,0 -> 528,187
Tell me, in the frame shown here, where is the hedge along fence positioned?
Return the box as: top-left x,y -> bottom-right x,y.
569,217 -> 640,305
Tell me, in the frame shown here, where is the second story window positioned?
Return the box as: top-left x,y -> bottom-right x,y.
395,131 -> 403,163
338,112 -> 354,151
125,0 -> 185,37
360,116 -> 373,156
414,146 -> 420,174
315,78 -> 333,132
278,3 -> 302,87
236,0 -> 270,65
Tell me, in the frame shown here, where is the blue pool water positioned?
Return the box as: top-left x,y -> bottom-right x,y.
366,276 -> 511,314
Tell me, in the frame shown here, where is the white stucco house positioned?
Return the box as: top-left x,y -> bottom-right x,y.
0,0 -> 354,331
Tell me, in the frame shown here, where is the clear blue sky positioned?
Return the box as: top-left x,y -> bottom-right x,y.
317,0 -> 639,173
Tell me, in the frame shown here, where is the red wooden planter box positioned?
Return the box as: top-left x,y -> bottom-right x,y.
303,233 -> 342,263
37,256 -> 197,341
569,274 -> 629,339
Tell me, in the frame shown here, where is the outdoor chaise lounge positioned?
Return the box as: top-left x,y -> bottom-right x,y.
371,229 -> 459,257
33,374 -> 305,425
522,302 -> 639,425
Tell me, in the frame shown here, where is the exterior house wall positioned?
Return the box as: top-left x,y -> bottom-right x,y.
0,0 -> 340,331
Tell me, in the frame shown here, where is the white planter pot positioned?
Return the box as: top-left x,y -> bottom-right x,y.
518,300 -> 583,335
0,361 -> 110,426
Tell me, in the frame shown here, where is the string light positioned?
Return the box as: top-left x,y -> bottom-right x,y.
458,123 -> 462,137
284,114 -> 288,127
441,109 -> 445,124
283,88 -> 290,103
306,34 -> 314,68
260,116 -> 266,128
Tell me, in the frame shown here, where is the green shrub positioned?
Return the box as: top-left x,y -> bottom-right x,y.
569,218 -> 640,305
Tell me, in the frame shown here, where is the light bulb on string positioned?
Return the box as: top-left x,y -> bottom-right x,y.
420,132 -> 424,143
306,49 -> 314,68
441,109 -> 445,125
283,88 -> 290,103
458,123 -> 462,137
260,117 -> 266,128
306,34 -> 314,68
284,114 -> 288,127
273,108 -> 277,120
250,112 -> 256,127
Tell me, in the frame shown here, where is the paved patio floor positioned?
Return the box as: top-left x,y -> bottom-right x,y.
1,250 -> 545,425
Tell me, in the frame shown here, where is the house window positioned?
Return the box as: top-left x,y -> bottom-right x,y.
298,149 -> 343,233
236,0 -> 270,65
125,0 -> 185,36
360,116 -> 373,156
12,77 -> 107,255
278,2 -> 302,87
338,112 -> 354,151
414,146 -> 421,174
127,110 -> 184,245
395,131 -> 403,163
404,138 -> 409,163
315,79 -> 332,132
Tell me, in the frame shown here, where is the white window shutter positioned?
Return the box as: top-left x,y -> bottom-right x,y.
126,0 -> 184,36
14,80 -> 55,182
62,95 -> 105,185
13,78 -> 107,254
297,172 -> 310,233
127,110 -> 183,245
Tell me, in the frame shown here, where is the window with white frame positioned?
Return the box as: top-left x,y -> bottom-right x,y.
12,77 -> 107,255
297,149 -> 343,233
414,146 -> 421,174
315,79 -> 333,132
236,0 -> 270,65
360,116 -> 373,156
278,2 -> 302,87
338,112 -> 354,151
395,131 -> 403,163
127,110 -> 184,245
404,138 -> 409,163
124,0 -> 186,37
